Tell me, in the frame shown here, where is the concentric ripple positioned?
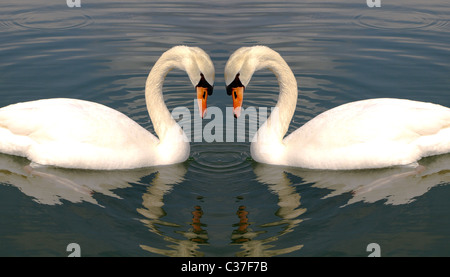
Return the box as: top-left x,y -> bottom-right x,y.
10,7 -> 93,31
354,9 -> 448,31
190,143 -> 252,175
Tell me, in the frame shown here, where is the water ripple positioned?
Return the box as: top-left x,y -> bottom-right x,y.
354,9 -> 449,31
190,143 -> 251,175
10,7 -> 93,31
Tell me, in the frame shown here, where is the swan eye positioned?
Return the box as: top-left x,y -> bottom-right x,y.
226,73 -> 245,96
196,73 -> 213,96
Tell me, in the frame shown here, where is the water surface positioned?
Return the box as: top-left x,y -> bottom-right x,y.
0,0 -> 450,256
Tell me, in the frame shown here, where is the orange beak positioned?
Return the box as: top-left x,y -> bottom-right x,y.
196,86 -> 209,118
231,86 -> 244,118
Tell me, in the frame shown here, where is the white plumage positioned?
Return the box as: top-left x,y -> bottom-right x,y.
0,98 -> 159,169
225,46 -> 450,170
283,98 -> 450,169
0,46 -> 215,170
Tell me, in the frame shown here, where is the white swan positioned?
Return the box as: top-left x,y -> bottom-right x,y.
0,45 -> 214,170
225,46 -> 450,170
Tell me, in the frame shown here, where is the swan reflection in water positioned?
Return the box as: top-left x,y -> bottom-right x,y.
139,204 -> 208,257
0,153 -> 167,206
0,152 -> 207,256
0,152 -> 195,255
139,159 -> 305,257
2,152 -> 448,256
138,164 -> 209,257
229,163 -> 305,257
288,154 -> 450,206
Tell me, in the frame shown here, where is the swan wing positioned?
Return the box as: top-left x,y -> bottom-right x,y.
0,98 -> 159,169
284,98 -> 450,169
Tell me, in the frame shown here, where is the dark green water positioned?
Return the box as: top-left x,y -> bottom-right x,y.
0,0 -> 449,256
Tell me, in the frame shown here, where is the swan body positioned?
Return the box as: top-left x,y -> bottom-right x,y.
282,98 -> 450,170
0,46 -> 214,170
225,46 -> 450,170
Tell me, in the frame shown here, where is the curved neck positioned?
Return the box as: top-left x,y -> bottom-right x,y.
145,56 -> 182,142
256,54 -> 298,143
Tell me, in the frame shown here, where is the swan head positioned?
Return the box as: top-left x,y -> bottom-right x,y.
224,46 -> 276,118
163,45 -> 215,118
188,47 -> 214,118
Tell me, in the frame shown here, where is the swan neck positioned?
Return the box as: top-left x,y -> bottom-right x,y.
259,55 -> 298,142
145,57 -> 181,142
